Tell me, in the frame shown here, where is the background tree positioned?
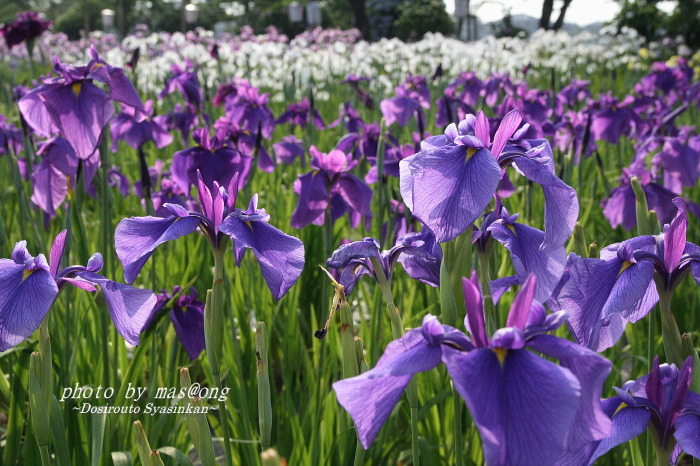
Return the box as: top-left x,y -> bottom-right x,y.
613,0 -> 699,49
393,0 -> 454,41
346,0 -> 370,38
539,0 -> 574,31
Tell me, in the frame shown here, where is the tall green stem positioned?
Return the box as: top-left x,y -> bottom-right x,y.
658,291 -> 684,368
368,258 -> 419,465
204,248 -> 234,466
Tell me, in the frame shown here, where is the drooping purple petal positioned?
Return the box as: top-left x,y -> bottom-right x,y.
488,220 -> 566,302
71,270 -> 156,346
0,258 -> 58,351
115,212 -> 201,284
219,213 -> 305,300
443,346 -> 581,465
511,156 -> 578,251
327,238 -> 380,269
380,97 -> 420,127
17,84 -> 60,138
170,303 -> 205,360
291,171 -> 328,229
529,334 -> 612,457
40,81 -> 114,159
333,326 -> 444,449
554,256 -> 656,351
400,145 -> 501,243
336,174 -> 373,220
31,160 -> 68,217
674,391 -> 700,458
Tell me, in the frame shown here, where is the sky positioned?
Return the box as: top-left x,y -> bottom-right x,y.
443,0 -> 622,27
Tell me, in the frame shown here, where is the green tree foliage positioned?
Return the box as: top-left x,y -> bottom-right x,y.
614,0 -> 700,49
393,0 -> 454,41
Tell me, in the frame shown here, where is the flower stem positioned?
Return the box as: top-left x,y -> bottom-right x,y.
452,386 -> 464,466
204,248 -> 234,466
658,291 -> 684,368
369,258 -> 419,465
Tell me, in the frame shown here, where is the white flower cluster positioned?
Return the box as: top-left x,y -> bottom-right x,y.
3,27 -> 644,102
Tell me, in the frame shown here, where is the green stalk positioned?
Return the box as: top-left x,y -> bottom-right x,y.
203,247 -> 234,466
658,291 -> 685,368
29,353 -> 50,466
572,222 -> 588,258
631,176 -> 650,237
256,323 -> 272,450
180,367 -> 216,465
452,386 -> 463,466
367,257 -> 419,465
368,257 -> 403,340
354,337 -> 368,466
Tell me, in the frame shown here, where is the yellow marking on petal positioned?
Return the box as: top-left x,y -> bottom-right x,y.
612,402 -> 628,418
466,147 -> 477,162
493,348 -> 507,366
72,82 -> 82,98
245,221 -> 253,229
23,269 -> 35,281
506,224 -> 516,235
618,260 -> 633,277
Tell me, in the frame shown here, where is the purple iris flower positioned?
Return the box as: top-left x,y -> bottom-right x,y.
163,103 -> 200,147
1,11 -> 51,48
115,172 -> 305,300
364,142 -> 413,185
341,74 -> 374,109
551,198 -> 700,351
171,127 -> 252,194
223,80 -> 276,139
159,60 -> 202,111
328,101 -> 364,134
400,109 -> 578,250
144,287 -> 205,361
446,71 -> 484,108
652,134 -> 700,194
290,146 -> 373,229
482,72 -> 515,107
110,100 -> 173,151
213,116 -> 274,173
554,79 -> 591,116
589,93 -> 638,144
602,162 -> 682,231
0,230 -> 157,351
333,275 -> 611,462
18,45 -> 143,159
581,356 -> 700,465
272,135 -> 305,166
276,97 -> 325,130
326,230 -> 441,294
380,75 -> 430,128
0,115 -> 23,156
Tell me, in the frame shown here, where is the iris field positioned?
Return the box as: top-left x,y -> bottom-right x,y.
1,14 -> 700,466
